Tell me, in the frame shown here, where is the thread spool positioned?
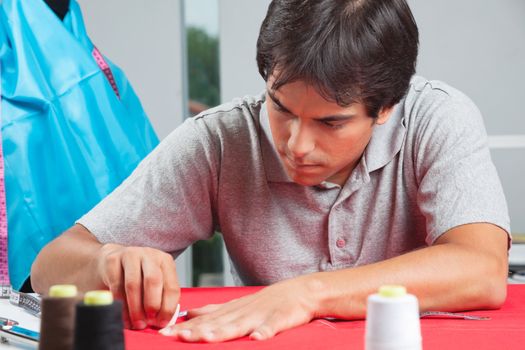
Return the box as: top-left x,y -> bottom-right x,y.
39,284 -> 79,350
73,290 -> 125,350
365,285 -> 422,350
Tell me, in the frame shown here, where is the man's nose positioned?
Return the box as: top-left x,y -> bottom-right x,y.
287,120 -> 315,158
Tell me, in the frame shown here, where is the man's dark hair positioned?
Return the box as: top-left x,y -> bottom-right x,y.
256,0 -> 419,118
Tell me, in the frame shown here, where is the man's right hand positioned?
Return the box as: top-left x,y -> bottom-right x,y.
97,243 -> 180,329
31,224 -> 180,330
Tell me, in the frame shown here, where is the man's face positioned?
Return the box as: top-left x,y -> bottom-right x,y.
266,78 -> 392,187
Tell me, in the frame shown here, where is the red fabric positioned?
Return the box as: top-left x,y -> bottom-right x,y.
125,285 -> 525,349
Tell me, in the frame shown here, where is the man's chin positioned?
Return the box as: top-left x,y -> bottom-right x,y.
283,164 -> 328,186
289,174 -> 324,187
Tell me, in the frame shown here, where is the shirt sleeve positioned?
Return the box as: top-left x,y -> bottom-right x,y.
412,87 -> 510,245
77,117 -> 218,256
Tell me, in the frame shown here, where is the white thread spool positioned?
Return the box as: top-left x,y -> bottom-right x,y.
365,285 -> 422,350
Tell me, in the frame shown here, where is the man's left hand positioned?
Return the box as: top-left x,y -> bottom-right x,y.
159,277 -> 320,342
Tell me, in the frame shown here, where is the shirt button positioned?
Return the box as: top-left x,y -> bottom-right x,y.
336,238 -> 346,248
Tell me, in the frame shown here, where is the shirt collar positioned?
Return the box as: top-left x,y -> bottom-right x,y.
259,99 -> 406,184
363,102 -> 406,173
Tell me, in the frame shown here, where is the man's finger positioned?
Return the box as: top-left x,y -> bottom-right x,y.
196,315 -> 259,343
102,252 -> 129,328
122,251 -> 146,329
251,309 -> 299,340
141,257 -> 164,325
186,303 -> 222,318
156,256 -> 180,328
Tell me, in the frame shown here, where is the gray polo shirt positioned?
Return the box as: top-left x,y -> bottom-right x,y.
78,76 -> 510,286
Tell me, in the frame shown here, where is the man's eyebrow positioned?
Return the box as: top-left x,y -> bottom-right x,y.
267,89 -> 357,121
315,114 -> 356,122
267,90 -> 293,114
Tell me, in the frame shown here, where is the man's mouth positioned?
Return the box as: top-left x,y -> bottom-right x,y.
283,154 -> 320,169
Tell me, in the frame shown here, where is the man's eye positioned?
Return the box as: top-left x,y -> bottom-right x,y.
273,102 -> 285,112
323,121 -> 345,129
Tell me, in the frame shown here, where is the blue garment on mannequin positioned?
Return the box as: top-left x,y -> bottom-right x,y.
0,0 -> 159,289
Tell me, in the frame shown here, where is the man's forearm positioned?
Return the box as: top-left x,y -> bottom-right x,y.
31,224 -> 107,294
308,225 -> 508,319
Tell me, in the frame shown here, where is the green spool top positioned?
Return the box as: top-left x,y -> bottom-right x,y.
84,290 -> 114,306
49,284 -> 78,298
378,285 -> 407,298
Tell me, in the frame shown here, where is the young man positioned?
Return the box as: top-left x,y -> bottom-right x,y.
32,0 -> 510,343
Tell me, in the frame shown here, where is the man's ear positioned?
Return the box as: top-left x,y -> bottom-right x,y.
375,106 -> 394,125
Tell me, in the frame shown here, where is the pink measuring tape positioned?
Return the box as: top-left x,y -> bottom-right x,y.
0,79 -> 10,297
92,47 -> 120,98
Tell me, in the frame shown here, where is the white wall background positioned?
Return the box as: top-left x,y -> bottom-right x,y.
78,0 -> 188,139
408,0 -> 525,136
219,0 -> 271,102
